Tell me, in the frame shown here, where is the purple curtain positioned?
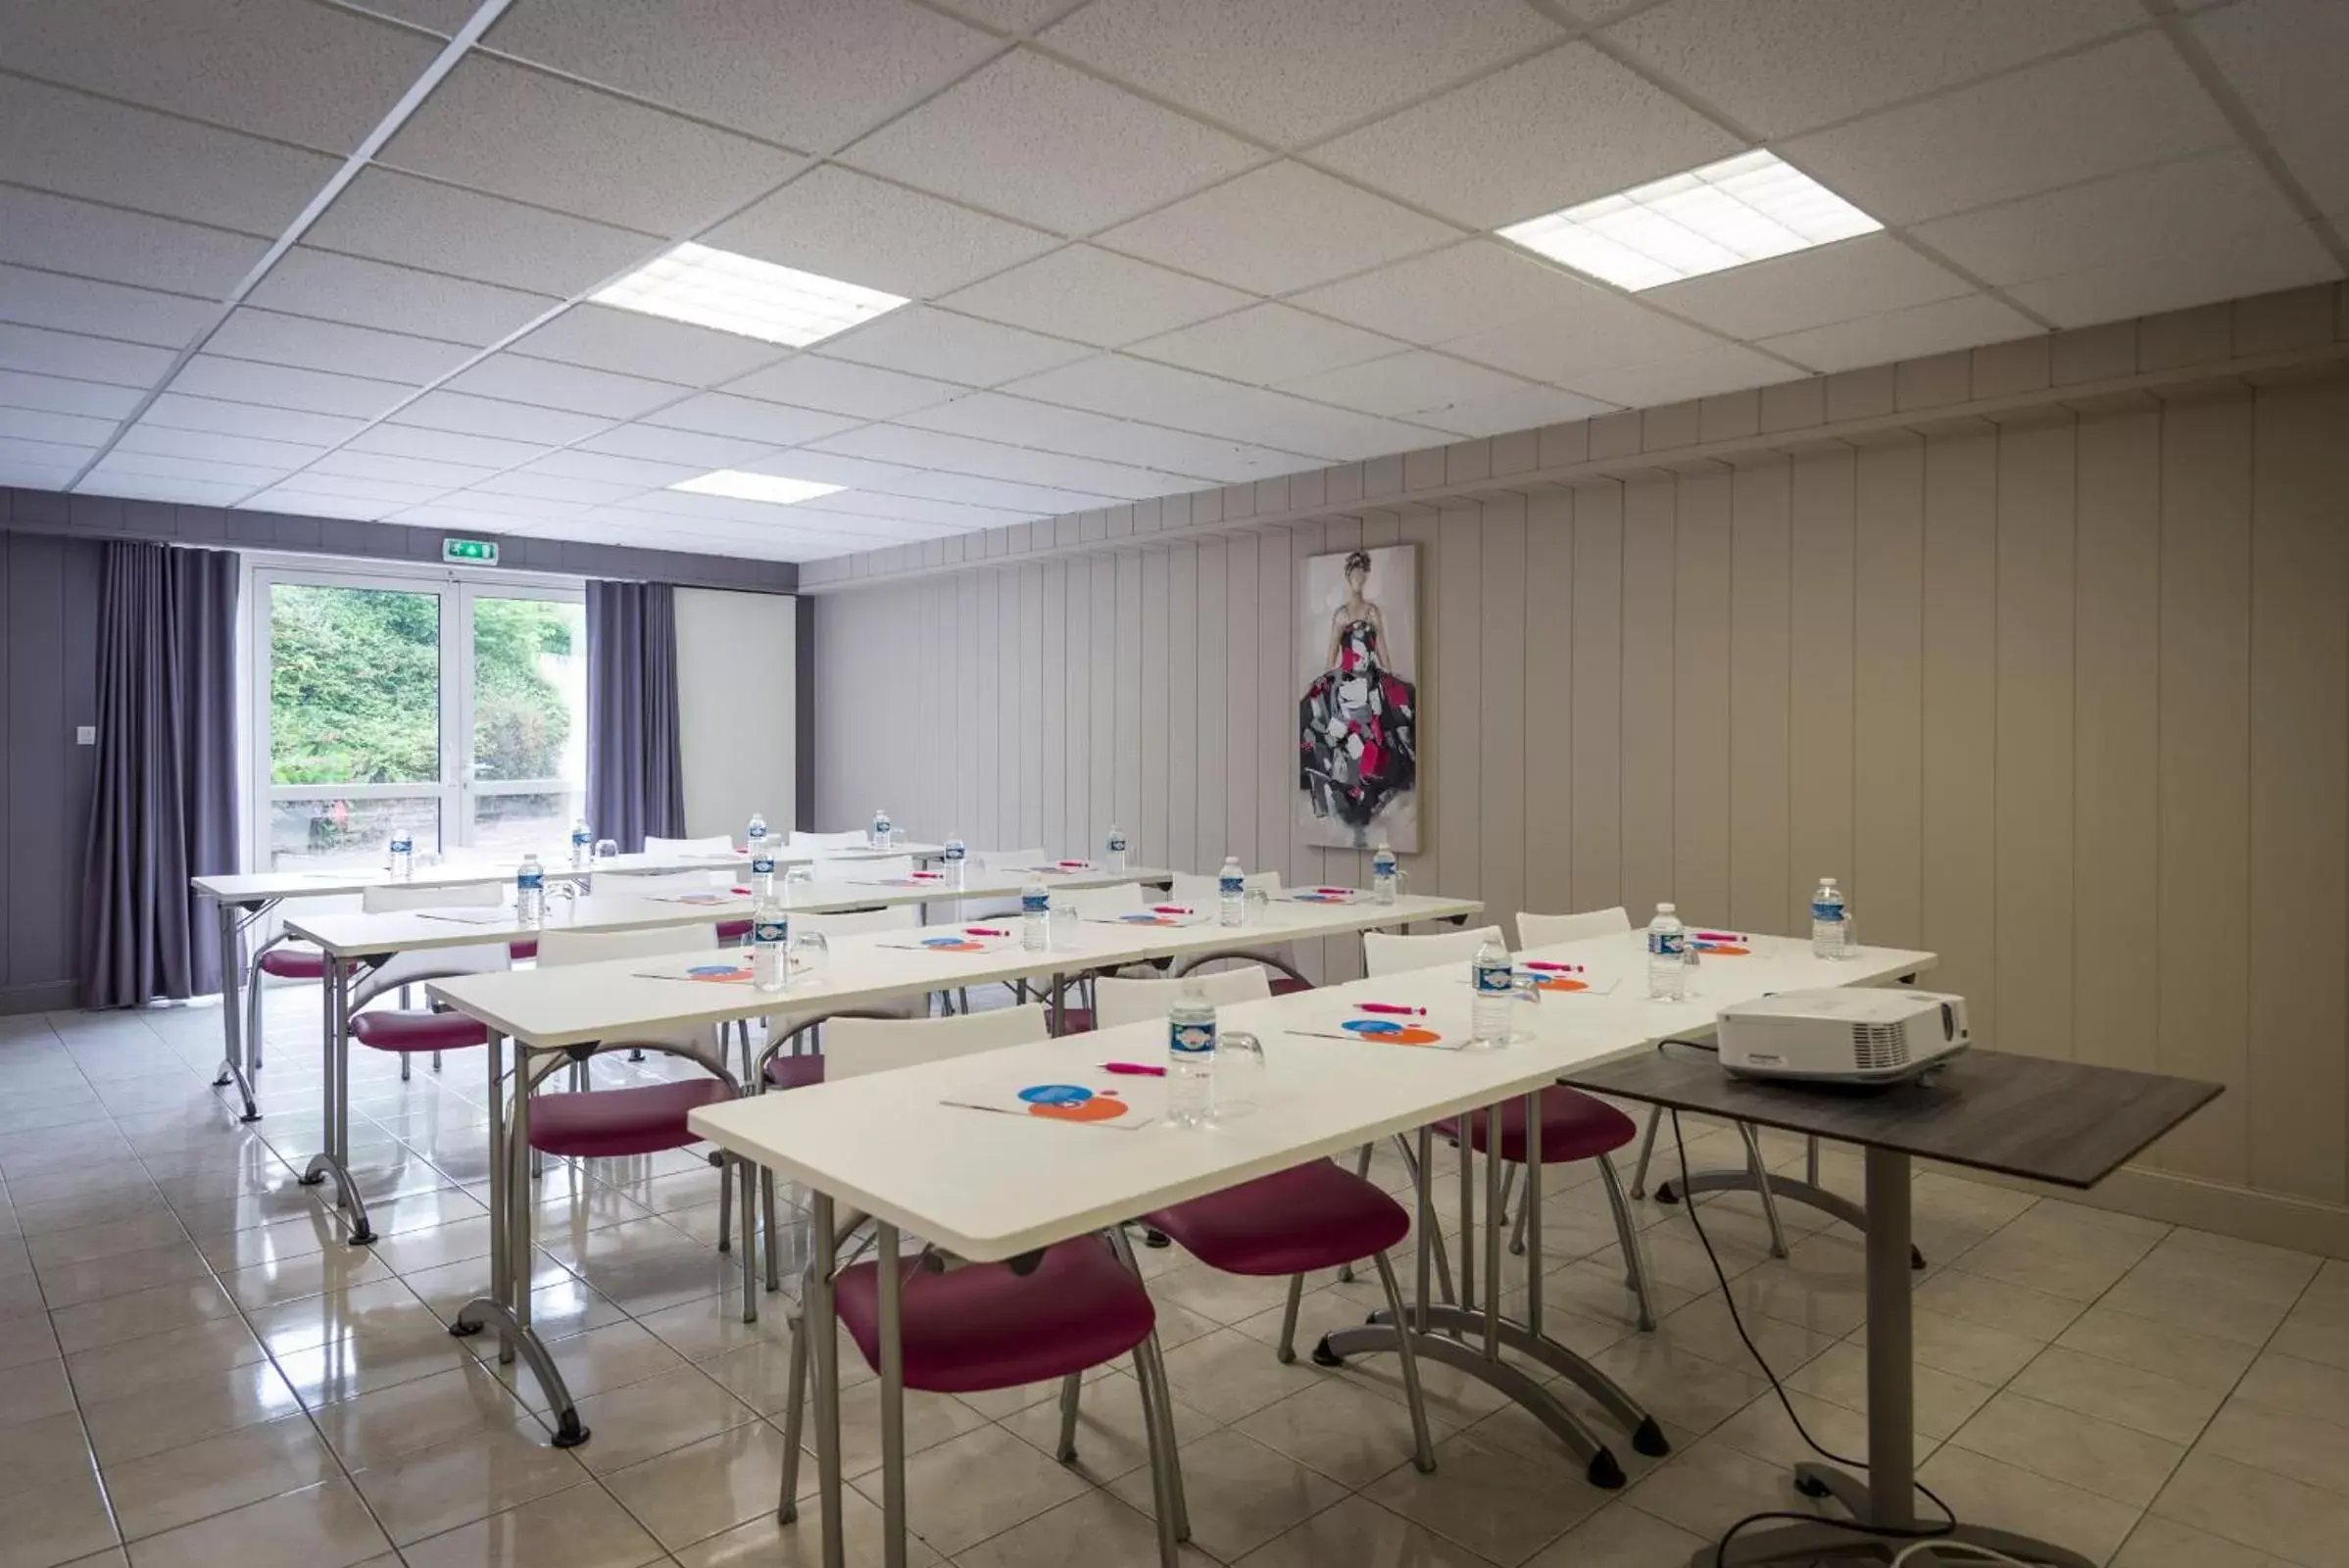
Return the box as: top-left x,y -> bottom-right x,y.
585,579 -> 685,853
79,543 -> 239,1007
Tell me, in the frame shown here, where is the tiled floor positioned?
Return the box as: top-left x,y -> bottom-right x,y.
2,995 -> 2344,1568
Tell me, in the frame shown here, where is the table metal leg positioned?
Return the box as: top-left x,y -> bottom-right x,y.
876,1220 -> 906,1568
808,1192 -> 845,1568
1656,1158 -> 1928,1270
300,956 -> 374,1244
210,900 -> 261,1121
1524,1090 -> 1543,1339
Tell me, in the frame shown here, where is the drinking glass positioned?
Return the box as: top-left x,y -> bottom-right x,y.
789,929 -> 830,985
1214,1031 -> 1266,1117
1244,886 -> 1272,925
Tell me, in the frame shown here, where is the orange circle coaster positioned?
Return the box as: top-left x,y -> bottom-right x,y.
1534,977 -> 1589,993
1029,1094 -> 1130,1122
1697,944 -> 1750,956
1384,1026 -> 1444,1046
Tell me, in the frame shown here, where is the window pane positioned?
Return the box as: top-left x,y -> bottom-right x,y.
269,583 -> 441,785
471,598 -> 585,784
267,796 -> 441,870
472,788 -> 579,858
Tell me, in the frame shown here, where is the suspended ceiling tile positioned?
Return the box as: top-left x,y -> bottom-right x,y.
1756,292 -> 2040,372
310,450 -> 496,490
0,435 -> 100,471
342,423 -> 555,471
245,249 -> 561,347
708,167 -> 1060,302
2192,0 -> 2349,214
0,406 -> 118,447
207,308 -> 476,384
389,389 -> 617,445
1000,353 -> 1238,421
839,51 -> 1261,235
480,0 -> 998,152
786,490 -> 1037,528
3,0 -> 443,153
424,489 -> 585,521
466,471 -> 646,506
0,322 -> 176,388
88,449 -> 289,490
1782,32 -> 2235,226
808,423 -> 1176,496
1409,383 -> 1617,438
1563,341 -> 1794,407
923,0 -> 1081,29
899,391 -> 1126,448
442,354 -> 686,420
1311,42 -> 1745,230
814,307 -> 1092,388
573,423 -> 780,469
77,472 -> 254,508
1131,302 -> 1402,384
0,186 -> 268,298
1038,0 -> 1560,148
522,449 -> 707,489
1442,289 -> 1724,383
306,169 -> 660,297
1604,0 -> 2143,140
0,266 -> 215,350
237,486 -> 398,520
1038,422 -> 1312,482
141,393 -> 369,448
0,75 -> 340,237
0,368 -> 144,420
264,471 -> 453,507
379,55 -> 806,236
1097,161 -> 1460,296
735,450 -> 920,489
640,392 -> 860,447
510,306 -> 788,388
723,356 -> 959,420
937,245 -> 1252,347
879,468 -> 1116,512
169,356 -> 419,419
2001,219 -> 2340,328
0,460 -> 86,490
1643,235 -> 1975,342
115,423 -> 327,470
1290,240 -> 1611,346
1276,348 -> 1533,419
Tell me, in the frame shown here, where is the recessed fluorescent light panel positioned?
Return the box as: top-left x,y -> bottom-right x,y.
1497,150 -> 1880,292
593,242 -> 907,346
670,470 -> 846,506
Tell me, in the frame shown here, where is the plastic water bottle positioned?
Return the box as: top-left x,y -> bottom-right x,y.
746,811 -> 769,859
871,807 -> 893,850
750,894 -> 788,993
387,831 -> 413,882
750,848 -> 776,901
1471,934 -> 1516,1045
1812,877 -> 1852,959
1105,824 -> 1129,874
1372,842 -> 1398,906
1646,903 -> 1688,1002
944,837 -> 967,890
1021,873 -> 1050,951
515,854 -> 546,928
1218,857 -> 1246,927
568,816 -> 591,870
1166,976 -> 1216,1129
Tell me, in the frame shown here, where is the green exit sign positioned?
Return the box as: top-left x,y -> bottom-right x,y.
442,537 -> 499,566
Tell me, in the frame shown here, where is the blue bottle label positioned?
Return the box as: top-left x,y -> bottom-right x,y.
1374,853 -> 1397,876
518,870 -> 543,890
1475,960 -> 1514,995
1108,833 -> 1127,853
1220,874 -> 1245,897
754,918 -> 787,946
1811,898 -> 1845,921
945,842 -> 966,861
753,856 -> 774,876
1023,891 -> 1050,915
570,829 -> 589,847
1170,1020 -> 1216,1057
390,835 -> 411,853
875,817 -> 891,834
1648,930 -> 1686,956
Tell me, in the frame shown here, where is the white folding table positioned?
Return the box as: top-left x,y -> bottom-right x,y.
424,891 -> 1484,1447
687,931 -> 1934,1568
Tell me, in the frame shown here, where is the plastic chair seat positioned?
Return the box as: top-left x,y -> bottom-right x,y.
1147,1159 -> 1406,1276
350,1010 -> 487,1054
834,1239 -> 1154,1394
258,948 -> 325,980
528,1078 -> 734,1158
1435,1086 -> 1636,1165
717,918 -> 752,942
1269,975 -> 1313,997
764,1054 -> 825,1091
509,940 -> 538,961
1055,1006 -> 1095,1035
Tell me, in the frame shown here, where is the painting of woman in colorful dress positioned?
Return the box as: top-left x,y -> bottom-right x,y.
1299,545 -> 1419,852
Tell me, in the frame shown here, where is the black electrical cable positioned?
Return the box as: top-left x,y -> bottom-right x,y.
1650,1039 -> 1960,1567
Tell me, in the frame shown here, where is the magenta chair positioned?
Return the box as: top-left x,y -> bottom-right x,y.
1147,1158 -> 1436,1474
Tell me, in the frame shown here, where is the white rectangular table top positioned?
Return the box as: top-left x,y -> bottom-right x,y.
283,866 -> 1179,959
194,842 -> 953,905
428,892 -> 1486,1051
688,934 -> 1935,1263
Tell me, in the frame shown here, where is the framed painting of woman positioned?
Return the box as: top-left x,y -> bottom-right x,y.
1298,544 -> 1419,852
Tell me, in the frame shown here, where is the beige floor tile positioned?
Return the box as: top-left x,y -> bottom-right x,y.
24,1212 -> 191,1271
495,1318 -> 687,1406
1647,1288 -> 1837,1376
1233,1496 -> 1486,1566
2010,1343 -> 2228,1446
632,1292 -> 800,1364
1948,1388 -> 2184,1509
2196,1399 -> 2349,1503
220,1245 -> 397,1312
0,1460 -> 119,1568
1855,1304 -> 2042,1386
105,1410 -> 337,1541
1149,1261 -> 1319,1328
572,1364 -> 757,1475
311,1360 -> 540,1469
0,1355 -> 77,1429
399,1484 -> 666,1568
242,1276 -> 430,1354
1539,1257 -> 1701,1334
1523,1500 -> 1710,1568
1107,1427 -> 1349,1564
2055,1302 -> 2262,1393
957,1488 -> 1219,1568
37,1240 -> 213,1310
1918,1443 -> 2143,1566
998,1367 -> 1215,1486
1360,1425 -> 1606,1564
365,1214 -> 495,1277
120,1475 -> 390,1568
1158,1326 -> 1333,1425
2134,1227 -> 2321,1305
0,1409 -> 103,1503
2228,1350 -> 2349,1432
1617,1434 -> 1801,1543
2269,1283 -> 2349,1374
2155,1448 -> 2349,1568
2097,1266 -> 2293,1348
601,1418 -> 796,1552
1709,1387 -> 1923,1476
1952,1223 -> 2154,1303
80,1358 -> 308,1466
1324,1332 -> 1522,1432
1783,1340 -> 1995,1441
1234,1376 -> 1450,1489
350,1419 -> 592,1544
1911,1265 -> 2085,1342
1580,1331 -> 1770,1440
0,1271 -> 47,1321
65,1317 -> 268,1407
2116,1513 -> 2298,1567
0,1309 -> 61,1371
672,1482 -> 940,1568
839,1420 -> 1090,1558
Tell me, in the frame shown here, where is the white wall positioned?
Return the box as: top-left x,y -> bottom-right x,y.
674,588 -> 794,839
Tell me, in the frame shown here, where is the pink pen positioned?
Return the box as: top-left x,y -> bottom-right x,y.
1101,1061 -> 1166,1077
1524,960 -> 1585,974
1694,931 -> 1748,943
1356,1002 -> 1429,1016
965,926 -> 1009,937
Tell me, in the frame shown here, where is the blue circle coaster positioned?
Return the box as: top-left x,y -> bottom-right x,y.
1342,1018 -> 1400,1035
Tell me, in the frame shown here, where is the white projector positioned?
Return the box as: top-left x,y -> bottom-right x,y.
1715,989 -> 1971,1085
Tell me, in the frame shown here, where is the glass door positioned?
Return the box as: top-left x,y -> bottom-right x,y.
463,588 -> 586,855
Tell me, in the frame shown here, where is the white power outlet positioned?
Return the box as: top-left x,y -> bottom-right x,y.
75,726 -> 96,745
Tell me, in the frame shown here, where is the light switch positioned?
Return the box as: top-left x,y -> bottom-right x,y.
75,725 -> 96,745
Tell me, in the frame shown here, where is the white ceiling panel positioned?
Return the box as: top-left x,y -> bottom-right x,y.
1098,162 -> 1460,296
1442,289 -> 1724,383
0,266 -> 215,350
1783,33 -> 2235,227
840,51 -> 1262,235
880,469 -> 1117,512
510,306 -> 787,388
424,489 -> 584,521
380,56 -> 806,236
0,75 -> 340,237
1913,150 -> 2303,289
1757,293 -> 2039,372
90,449 -> 290,490
1563,342 -> 1793,407
0,436 -> 99,471
169,356 -> 419,419
0,407 -> 118,447
2002,218 -> 2339,329
245,248 -> 560,347
1410,384 -> 1617,437
265,471 -> 453,507
815,307 -> 1092,387
1206,398 -> 1452,461
2193,0 -> 2349,215
1039,0 -> 1560,149
1644,235 -> 1974,341
915,0 -> 1080,30
1291,241 -> 1616,346
115,423 -> 326,470
0,460 -> 85,490
207,308 -> 475,384
900,391 -> 1124,448
390,390 -> 615,446
4,0 -> 443,153
574,423 -> 778,469
808,424 -> 1180,496
784,491 -> 1037,528
1276,349 -> 1534,420
641,393 -> 859,447
306,169 -> 660,296
343,424 -> 554,470
735,451 -> 921,490
723,357 -> 959,420
141,394 -> 367,448
389,503 -> 553,531
1127,304 -> 1402,383
1311,42 -> 1746,230
465,471 -> 645,506
1010,355 -> 1448,458
442,354 -> 684,420
1036,421 -> 1312,482
1000,353 -> 1238,421
0,323 -> 176,388
0,186 -> 268,299
238,487 -> 398,520
0,369 -> 143,420
481,0 -> 997,152
1605,0 -> 2143,139
708,167 -> 1059,302
522,450 -> 706,489
78,472 -> 253,508
937,245 -> 1250,348
310,450 -> 494,489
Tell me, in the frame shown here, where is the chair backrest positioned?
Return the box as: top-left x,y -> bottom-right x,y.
1515,907 -> 1632,950
795,905 -> 917,937
353,882 -> 508,1004
1168,868 -> 1281,906
1094,966 -> 1270,1030
600,870 -> 722,895
838,856 -> 914,882
824,1004 -> 1050,1081
645,835 -> 735,857
791,830 -> 869,850
1068,882 -> 1145,917
534,923 -> 721,1056
971,846 -> 1048,874
1361,924 -> 1505,978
